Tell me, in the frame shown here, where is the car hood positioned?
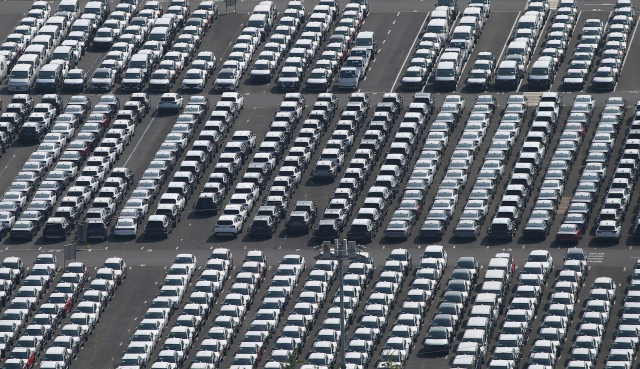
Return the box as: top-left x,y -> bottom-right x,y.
91,78 -> 112,84
122,78 -> 142,83
150,78 -> 170,84
251,69 -> 271,75
65,78 -> 84,83
279,77 -> 299,83
307,77 -> 328,83
466,77 -> 487,83
593,77 -> 615,82
402,77 -> 423,83
216,78 -> 236,84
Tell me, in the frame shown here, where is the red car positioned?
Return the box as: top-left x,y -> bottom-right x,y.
334,26 -> 355,47
193,10 -> 213,28
8,347 -> 34,369
67,140 -> 91,157
65,261 -> 89,283
144,2 -> 163,16
326,43 -> 348,63
565,122 -> 586,137
556,223 -> 583,243
398,199 -> 422,216
159,60 -> 180,80
495,253 -> 516,275
86,113 -> 110,128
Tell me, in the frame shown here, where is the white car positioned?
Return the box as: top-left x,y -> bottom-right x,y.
2,192 -> 27,207
159,193 -> 186,211
214,68 -> 241,91
114,217 -> 138,238
221,92 -> 245,110
172,254 -> 197,278
51,123 -> 75,139
124,198 -> 150,215
181,68 -> 207,91
214,215 -> 243,237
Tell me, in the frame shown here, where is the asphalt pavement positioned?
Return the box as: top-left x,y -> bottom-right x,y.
0,0 -> 640,368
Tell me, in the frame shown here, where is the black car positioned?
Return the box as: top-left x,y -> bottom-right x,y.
249,216 -> 277,237
111,167 -> 135,186
28,201 -> 53,218
10,221 -> 38,241
420,220 -> 446,239
285,211 -> 314,233
42,218 -> 72,240
19,123 -> 46,143
193,193 -> 223,214
315,219 -> 341,241
53,207 -> 80,227
293,201 -> 318,221
86,220 -> 108,241
523,219 -> 551,239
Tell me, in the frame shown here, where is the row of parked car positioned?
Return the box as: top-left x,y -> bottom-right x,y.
525,0 -> 634,90
477,92 -> 560,240
307,92 -> 429,242
136,92 -> 245,239
0,92 -> 142,242
85,0 -> 218,93
526,253 -> 619,369
211,92 -> 307,238
118,252 -> 220,369
3,0 -> 94,93
303,0 -> 373,92
289,0 -> 375,91
562,0 -> 636,91
408,93 -> 496,240
522,0 -> 581,90
557,96 -> 635,242
0,255 -> 125,369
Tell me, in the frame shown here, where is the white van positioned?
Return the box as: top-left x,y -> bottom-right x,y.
58,0 -> 80,17
354,31 -> 377,53
435,61 -> 458,90
247,14 -> 270,41
0,55 -> 8,80
8,64 -> 34,92
16,54 -> 41,75
452,25 -> 474,43
425,19 -> 449,43
31,35 -> 54,60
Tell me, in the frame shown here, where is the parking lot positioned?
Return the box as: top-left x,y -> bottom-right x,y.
0,0 -> 639,367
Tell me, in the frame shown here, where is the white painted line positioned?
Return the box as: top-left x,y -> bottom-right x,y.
616,17 -> 638,91
497,11 -> 521,62
123,111 -> 158,167
389,12 -> 430,92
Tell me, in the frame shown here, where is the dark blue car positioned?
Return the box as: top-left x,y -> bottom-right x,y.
0,201 -> 21,216
564,213 -> 588,233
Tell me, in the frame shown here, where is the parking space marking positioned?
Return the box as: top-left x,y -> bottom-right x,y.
388,12 -> 430,92
615,15 -> 640,91
497,11 -> 521,62
123,111 -> 159,167
588,252 -> 605,263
